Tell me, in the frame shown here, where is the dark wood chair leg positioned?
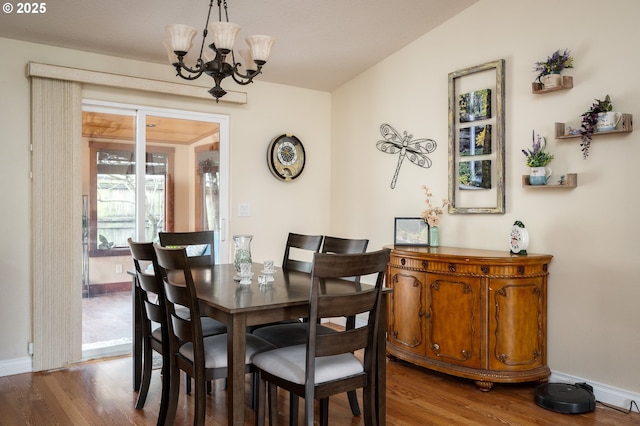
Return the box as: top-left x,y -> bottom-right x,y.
319,398 -> 329,426
347,390 -> 361,416
249,372 -> 256,409
157,352 -> 171,425
289,393 -> 299,426
268,383 -> 278,426
164,362 -> 181,426
194,375 -> 206,426
185,372 -> 191,394
362,383 -> 376,426
135,338 -> 152,409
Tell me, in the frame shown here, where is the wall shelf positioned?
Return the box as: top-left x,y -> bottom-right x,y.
532,76 -> 573,94
555,114 -> 633,139
522,173 -> 577,188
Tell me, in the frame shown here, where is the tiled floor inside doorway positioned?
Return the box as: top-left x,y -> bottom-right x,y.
82,291 -> 132,356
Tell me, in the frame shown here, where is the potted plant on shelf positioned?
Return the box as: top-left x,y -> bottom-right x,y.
533,48 -> 574,88
522,131 -> 554,185
580,94 -> 620,159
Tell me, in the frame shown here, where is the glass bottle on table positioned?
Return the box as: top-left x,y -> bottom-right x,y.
233,234 -> 253,273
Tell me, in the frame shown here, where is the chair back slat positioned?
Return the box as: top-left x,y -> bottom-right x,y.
282,233 -> 323,273
321,236 -> 369,255
137,272 -> 162,295
316,326 -> 370,357
158,231 -> 215,267
170,312 -> 194,343
144,299 -> 165,324
317,290 -> 378,319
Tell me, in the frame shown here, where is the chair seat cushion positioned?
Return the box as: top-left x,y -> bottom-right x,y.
246,319 -> 301,334
200,317 -> 228,336
179,334 -> 276,369
252,344 -> 364,385
175,306 -> 227,336
251,323 -> 335,348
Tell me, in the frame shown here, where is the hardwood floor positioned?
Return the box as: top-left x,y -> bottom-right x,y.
1,354 -> 637,425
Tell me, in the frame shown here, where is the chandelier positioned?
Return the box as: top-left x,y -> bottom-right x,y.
164,0 -> 275,102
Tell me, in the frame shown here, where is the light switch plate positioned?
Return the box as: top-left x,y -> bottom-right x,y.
238,203 -> 251,217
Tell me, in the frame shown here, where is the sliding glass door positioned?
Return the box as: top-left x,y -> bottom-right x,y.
81,101 -> 229,358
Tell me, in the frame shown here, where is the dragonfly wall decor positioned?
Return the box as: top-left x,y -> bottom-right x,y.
376,123 -> 437,189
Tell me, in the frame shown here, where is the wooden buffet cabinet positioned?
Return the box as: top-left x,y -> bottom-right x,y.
385,246 -> 553,391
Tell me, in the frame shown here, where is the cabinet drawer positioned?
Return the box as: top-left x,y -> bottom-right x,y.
388,255 -> 428,271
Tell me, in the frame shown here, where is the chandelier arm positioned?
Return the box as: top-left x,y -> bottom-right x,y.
231,67 -> 262,86
174,57 -> 206,80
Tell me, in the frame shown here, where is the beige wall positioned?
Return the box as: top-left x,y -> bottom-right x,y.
1,0 -> 638,401
331,0 -> 640,395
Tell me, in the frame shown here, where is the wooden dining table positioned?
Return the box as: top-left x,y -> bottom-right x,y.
133,262 -> 389,425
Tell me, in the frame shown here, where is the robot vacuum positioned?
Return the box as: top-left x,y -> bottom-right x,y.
535,382 -> 596,414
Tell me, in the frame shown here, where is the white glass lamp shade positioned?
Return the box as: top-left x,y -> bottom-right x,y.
246,35 -> 275,63
163,39 -> 179,64
165,24 -> 198,54
208,22 -> 241,52
238,49 -> 256,72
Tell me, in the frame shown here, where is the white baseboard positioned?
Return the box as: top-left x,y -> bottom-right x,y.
549,371 -> 639,411
0,356 -> 32,377
0,339 -> 132,378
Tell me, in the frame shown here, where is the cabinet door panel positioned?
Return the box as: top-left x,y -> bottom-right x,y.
426,274 -> 481,368
388,268 -> 426,355
490,279 -> 545,370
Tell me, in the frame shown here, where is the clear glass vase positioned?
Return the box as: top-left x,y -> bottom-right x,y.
429,226 -> 439,247
233,234 -> 253,272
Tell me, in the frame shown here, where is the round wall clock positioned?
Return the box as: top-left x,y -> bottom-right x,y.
267,134 -> 306,181
509,220 -> 529,255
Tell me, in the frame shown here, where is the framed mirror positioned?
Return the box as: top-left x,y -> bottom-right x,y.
448,59 -> 505,214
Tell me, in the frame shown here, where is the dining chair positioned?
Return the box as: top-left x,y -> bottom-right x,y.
252,235 -> 370,419
282,232 -> 324,273
246,232 -> 323,335
158,230 -> 228,394
158,230 -> 215,267
321,236 -> 369,416
154,244 -> 277,426
128,239 -> 227,416
127,239 -> 171,422
253,248 -> 391,426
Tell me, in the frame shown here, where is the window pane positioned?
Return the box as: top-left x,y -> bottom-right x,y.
95,149 -> 168,249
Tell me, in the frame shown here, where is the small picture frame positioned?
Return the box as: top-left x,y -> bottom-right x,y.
394,217 -> 429,246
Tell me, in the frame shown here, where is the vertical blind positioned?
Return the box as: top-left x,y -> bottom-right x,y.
31,77 -> 83,371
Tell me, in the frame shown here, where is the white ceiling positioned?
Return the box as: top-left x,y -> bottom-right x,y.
0,0 -> 478,92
